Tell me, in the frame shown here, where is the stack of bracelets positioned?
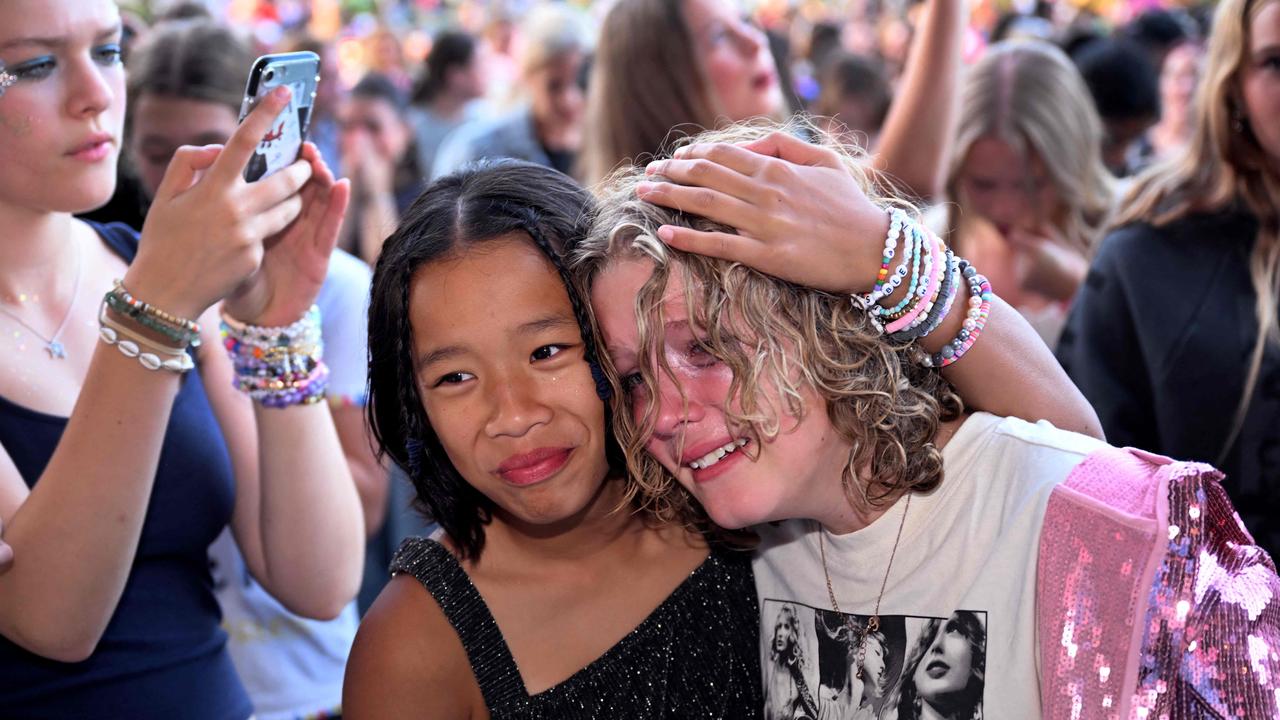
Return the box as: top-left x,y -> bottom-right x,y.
220,306 -> 329,408
858,208 -> 994,369
98,280 -> 199,374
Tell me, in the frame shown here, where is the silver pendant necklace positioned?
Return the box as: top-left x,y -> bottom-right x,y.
0,238 -> 83,360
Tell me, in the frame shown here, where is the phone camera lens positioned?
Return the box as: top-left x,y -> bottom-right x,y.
264,69 -> 276,82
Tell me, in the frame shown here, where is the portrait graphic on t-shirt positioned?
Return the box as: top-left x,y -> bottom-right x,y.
762,600 -> 987,720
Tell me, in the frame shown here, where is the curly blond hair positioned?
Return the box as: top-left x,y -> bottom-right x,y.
567,121 -> 961,530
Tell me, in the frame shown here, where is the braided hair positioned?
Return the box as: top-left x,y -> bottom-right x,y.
367,158 -> 621,560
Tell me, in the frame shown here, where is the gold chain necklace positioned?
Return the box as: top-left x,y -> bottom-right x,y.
818,492 -> 912,679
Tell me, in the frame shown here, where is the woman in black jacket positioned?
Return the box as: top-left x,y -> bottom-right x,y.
1058,0 -> 1280,555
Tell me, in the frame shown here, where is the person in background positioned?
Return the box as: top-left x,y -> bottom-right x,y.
1072,38 -> 1161,177
338,72 -> 423,264
408,30 -> 487,183
431,4 -> 590,180
812,53 -> 892,147
365,26 -> 412,96
1148,39 -> 1202,164
124,19 -> 383,719
945,40 -> 1114,347
1122,7 -> 1200,72
0,1 -> 363,717
580,0 -> 966,202
1058,0 -> 1280,558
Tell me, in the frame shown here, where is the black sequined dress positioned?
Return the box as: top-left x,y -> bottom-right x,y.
390,537 -> 763,719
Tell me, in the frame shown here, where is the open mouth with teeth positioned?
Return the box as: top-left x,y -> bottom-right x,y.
688,438 -> 749,470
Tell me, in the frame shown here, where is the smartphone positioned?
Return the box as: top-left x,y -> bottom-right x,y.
238,51 -> 320,182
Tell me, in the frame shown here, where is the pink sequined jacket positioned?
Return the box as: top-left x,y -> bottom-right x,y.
1039,446 -> 1280,719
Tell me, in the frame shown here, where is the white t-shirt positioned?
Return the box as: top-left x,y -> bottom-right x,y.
753,413 -> 1105,720
209,249 -> 371,719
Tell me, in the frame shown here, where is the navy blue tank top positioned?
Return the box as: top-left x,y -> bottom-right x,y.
0,223 -> 252,720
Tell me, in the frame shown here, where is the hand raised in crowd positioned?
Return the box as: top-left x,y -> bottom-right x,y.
1002,225 -> 1090,303
341,126 -> 396,198
638,131 -> 892,296
123,86 -> 327,324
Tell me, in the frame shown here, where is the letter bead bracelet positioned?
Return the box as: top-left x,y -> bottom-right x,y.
856,212 -> 993,369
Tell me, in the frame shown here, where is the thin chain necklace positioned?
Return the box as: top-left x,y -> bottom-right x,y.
819,491 -> 912,679
0,238 -> 83,360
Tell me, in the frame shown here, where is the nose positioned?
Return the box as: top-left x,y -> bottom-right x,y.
484,376 -> 553,438
647,369 -> 706,440
733,21 -> 765,57
66,56 -> 115,120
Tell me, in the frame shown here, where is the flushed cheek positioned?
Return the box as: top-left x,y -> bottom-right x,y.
0,110 -> 36,137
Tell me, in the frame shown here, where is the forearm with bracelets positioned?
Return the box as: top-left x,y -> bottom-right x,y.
99,282 -> 330,409
857,208 -> 994,368
98,280 -> 201,374
220,306 -> 329,408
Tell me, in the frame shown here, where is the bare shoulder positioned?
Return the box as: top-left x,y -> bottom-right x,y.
344,574 -> 487,720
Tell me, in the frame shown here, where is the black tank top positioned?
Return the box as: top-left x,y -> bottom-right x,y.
0,222 -> 251,719
390,537 -> 763,719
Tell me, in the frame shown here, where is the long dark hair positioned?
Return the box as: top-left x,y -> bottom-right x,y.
411,30 -> 477,106
366,159 -> 618,560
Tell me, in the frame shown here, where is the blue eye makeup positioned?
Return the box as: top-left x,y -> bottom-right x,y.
7,55 -> 56,82
0,41 -> 123,96
92,43 -> 123,66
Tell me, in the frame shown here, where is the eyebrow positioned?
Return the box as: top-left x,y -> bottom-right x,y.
0,24 -> 123,53
415,313 -> 578,371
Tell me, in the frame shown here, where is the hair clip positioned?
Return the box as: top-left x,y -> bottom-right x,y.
0,62 -> 13,97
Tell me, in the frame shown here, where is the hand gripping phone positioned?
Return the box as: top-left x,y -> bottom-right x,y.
238,51 -> 321,182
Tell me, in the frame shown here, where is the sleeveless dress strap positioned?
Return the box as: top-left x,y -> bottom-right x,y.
390,537 -> 527,709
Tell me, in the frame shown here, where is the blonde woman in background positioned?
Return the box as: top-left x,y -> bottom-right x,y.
945,40 -> 1115,347
1058,0 -> 1280,559
431,4 -> 590,179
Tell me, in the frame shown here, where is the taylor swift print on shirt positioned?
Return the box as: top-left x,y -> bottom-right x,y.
761,600 -> 987,720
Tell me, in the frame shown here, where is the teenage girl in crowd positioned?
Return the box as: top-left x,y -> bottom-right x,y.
124,18 -> 382,719
0,1 -> 363,717
944,40 -> 1115,347
570,122 -> 1280,718
431,4 -> 589,180
408,30 -> 487,183
580,0 -> 966,201
1058,0 -> 1280,558
342,145 -> 1098,715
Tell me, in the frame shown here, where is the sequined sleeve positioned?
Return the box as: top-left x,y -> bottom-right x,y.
1038,446 -> 1280,719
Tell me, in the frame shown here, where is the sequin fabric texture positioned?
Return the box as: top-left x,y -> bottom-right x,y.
1038,447 -> 1280,719
389,537 -> 764,719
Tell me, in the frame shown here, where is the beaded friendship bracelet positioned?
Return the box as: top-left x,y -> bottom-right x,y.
221,306 -> 328,408
854,210 -> 994,369
921,261 -> 992,369
106,280 -> 202,348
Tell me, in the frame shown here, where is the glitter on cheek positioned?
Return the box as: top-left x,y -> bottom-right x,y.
0,113 -> 34,137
